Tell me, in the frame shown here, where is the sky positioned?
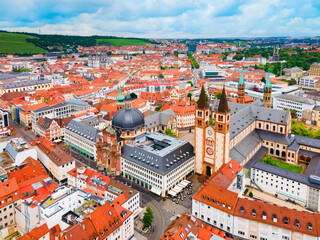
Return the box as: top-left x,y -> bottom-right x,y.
1,0 -> 320,38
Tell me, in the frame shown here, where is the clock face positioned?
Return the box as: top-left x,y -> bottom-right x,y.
206,147 -> 214,155
208,130 -> 213,135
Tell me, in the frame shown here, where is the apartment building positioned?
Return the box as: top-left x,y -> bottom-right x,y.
273,94 -> 316,120
121,132 -> 195,197
64,119 -> 99,160
31,99 -> 90,133
0,178 -> 20,232
67,165 -> 141,217
30,137 -> 75,184
39,186 -> 90,229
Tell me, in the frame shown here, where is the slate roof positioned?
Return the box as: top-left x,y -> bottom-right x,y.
0,78 -> 51,89
33,99 -> 89,113
229,130 -> 262,164
244,146 -> 268,169
256,129 -> 292,145
122,132 -> 194,175
145,109 -> 176,130
305,155 -> 320,177
217,87 -> 229,113
66,120 -> 98,143
275,94 -> 316,105
197,85 -> 208,109
252,162 -> 320,189
230,105 -> 290,140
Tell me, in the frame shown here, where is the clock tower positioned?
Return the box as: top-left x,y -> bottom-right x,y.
194,86 -> 209,175
213,86 -> 231,172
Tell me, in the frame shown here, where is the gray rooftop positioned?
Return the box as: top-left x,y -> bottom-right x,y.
230,130 -> 262,164
66,120 -> 98,143
0,78 -> 51,89
33,99 -> 89,113
229,104 -> 290,140
145,109 -> 176,130
122,132 -> 194,175
275,94 -> 316,105
252,162 -> 320,189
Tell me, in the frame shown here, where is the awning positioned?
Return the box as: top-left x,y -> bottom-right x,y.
54,139 -> 62,143
173,185 -> 183,193
177,183 -> 186,189
181,180 -> 190,185
150,186 -> 162,196
168,189 -> 178,197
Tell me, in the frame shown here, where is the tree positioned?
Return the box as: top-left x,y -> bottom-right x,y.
186,80 -> 193,87
158,73 -> 164,79
288,78 -> 297,86
249,192 -> 253,197
164,128 -> 178,138
155,105 -> 163,111
290,109 -> 297,118
215,92 -> 222,99
13,68 -> 31,72
143,206 -> 154,229
261,77 -> 266,83
187,93 -> 192,101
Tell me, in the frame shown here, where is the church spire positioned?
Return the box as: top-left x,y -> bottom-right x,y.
238,68 -> 244,86
265,70 -> 272,89
197,85 -> 208,109
116,86 -> 125,105
218,86 -> 229,113
263,70 -> 272,108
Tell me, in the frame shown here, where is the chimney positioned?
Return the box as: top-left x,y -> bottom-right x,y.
229,163 -> 232,169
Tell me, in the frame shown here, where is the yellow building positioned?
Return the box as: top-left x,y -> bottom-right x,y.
313,106 -> 320,127
309,62 -> 320,76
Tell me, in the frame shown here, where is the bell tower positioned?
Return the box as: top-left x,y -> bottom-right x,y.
213,86 -> 231,172
194,86 -> 210,175
237,68 -> 245,104
263,71 -> 272,108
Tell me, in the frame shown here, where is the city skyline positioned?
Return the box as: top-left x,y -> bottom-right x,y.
1,0 -> 320,38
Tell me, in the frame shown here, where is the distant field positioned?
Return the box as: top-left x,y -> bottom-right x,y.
97,38 -> 150,47
0,32 -> 47,54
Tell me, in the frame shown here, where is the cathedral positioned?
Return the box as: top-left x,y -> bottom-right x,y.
88,52 -> 113,68
193,73 -> 310,176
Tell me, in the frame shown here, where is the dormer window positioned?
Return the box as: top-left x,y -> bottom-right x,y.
240,206 -> 244,214
273,214 -> 277,223
295,219 -> 300,228
202,195 -> 205,199
252,209 -> 256,217
283,217 -> 289,225
262,211 -> 267,220
308,222 -> 313,231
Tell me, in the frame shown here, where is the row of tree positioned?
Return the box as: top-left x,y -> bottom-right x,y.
187,53 -> 199,69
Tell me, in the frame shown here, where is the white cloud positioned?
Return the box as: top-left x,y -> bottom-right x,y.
1,0 -> 320,37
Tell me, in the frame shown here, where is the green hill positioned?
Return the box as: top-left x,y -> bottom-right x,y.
96,38 -> 150,46
0,32 -> 47,54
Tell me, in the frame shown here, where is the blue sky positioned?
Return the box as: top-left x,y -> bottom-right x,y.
1,0 -> 320,38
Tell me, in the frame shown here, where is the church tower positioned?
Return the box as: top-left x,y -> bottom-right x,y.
237,68 -> 245,104
116,87 -> 125,110
213,86 -> 231,172
194,86 -> 210,175
263,71 -> 272,108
